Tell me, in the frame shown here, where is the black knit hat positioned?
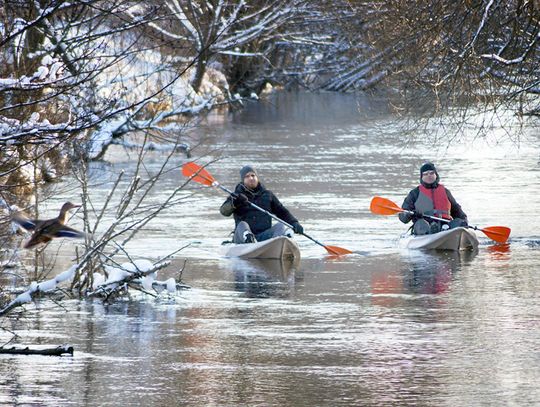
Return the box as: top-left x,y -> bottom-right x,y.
240,165 -> 258,181
419,162 -> 439,187
420,162 -> 437,175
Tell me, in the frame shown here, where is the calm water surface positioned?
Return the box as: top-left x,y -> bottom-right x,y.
1,92 -> 539,406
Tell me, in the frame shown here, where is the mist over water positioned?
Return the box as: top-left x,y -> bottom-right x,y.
2,92 -> 539,406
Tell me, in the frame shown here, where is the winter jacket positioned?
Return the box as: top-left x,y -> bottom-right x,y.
398,184 -> 467,224
220,183 -> 298,235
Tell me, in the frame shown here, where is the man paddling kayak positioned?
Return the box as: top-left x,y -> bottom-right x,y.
399,162 -> 468,235
220,165 -> 304,243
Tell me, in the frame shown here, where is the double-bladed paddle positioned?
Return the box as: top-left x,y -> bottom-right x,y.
182,162 -> 352,255
369,196 -> 511,243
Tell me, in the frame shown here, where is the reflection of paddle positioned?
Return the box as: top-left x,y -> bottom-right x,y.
182,162 -> 352,255
370,196 -> 511,243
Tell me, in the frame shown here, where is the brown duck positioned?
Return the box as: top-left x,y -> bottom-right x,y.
12,202 -> 86,249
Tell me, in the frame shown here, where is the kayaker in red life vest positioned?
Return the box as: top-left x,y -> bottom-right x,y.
399,162 -> 468,235
220,165 -> 304,244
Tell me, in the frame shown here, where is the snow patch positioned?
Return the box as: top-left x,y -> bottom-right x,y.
141,275 -> 155,291
134,259 -> 153,272
120,262 -> 137,273
92,273 -> 105,290
55,265 -> 77,283
37,279 -> 57,292
14,292 -> 32,304
105,266 -> 131,284
165,278 -> 176,293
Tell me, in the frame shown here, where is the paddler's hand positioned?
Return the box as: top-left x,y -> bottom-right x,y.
292,221 -> 304,234
412,211 -> 424,221
233,193 -> 249,207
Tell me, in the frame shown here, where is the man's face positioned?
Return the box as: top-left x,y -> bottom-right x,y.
421,170 -> 437,184
243,172 -> 259,189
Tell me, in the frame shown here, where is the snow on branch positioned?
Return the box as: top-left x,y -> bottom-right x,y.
0,113 -> 74,146
0,1 -> 73,48
460,0 -> 495,58
480,53 -> 527,65
481,32 -> 540,66
0,265 -> 77,317
0,259 -> 189,317
86,98 -> 216,160
87,259 -> 189,299
0,56 -> 65,92
111,138 -> 190,154
165,0 -> 201,47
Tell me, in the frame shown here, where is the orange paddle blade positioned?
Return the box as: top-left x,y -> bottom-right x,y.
324,245 -> 354,255
182,162 -> 215,186
479,226 -> 511,243
370,196 -> 404,215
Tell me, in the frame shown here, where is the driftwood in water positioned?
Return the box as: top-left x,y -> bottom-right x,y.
0,345 -> 74,356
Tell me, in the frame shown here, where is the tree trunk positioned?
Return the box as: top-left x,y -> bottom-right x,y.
191,49 -> 208,93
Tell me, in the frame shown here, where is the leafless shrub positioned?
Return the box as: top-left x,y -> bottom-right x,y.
332,1 -> 540,118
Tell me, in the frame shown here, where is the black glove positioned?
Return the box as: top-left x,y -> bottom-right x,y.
412,211 -> 424,221
233,193 -> 248,207
292,221 -> 304,234
449,218 -> 468,228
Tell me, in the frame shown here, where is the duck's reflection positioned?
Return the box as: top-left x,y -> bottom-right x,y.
226,258 -> 301,298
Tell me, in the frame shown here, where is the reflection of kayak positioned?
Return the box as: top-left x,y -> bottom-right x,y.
227,257 -> 301,277
226,258 -> 301,298
221,236 -> 301,260
399,227 -> 479,251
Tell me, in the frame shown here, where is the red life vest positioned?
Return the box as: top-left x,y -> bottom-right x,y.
415,184 -> 452,220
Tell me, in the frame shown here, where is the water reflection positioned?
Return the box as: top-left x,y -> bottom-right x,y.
224,258 -> 301,298
406,250 -> 477,293
371,250 -> 478,307
486,243 -> 511,261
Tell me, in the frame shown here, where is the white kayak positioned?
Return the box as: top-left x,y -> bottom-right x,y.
399,227 -> 479,251
220,236 -> 301,260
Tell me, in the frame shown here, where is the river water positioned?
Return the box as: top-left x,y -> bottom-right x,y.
1,92 -> 540,406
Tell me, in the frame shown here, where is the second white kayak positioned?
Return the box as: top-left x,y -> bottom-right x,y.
399,227 -> 479,251
220,236 -> 301,260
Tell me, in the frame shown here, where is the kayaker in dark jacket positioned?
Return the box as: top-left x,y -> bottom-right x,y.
399,162 -> 468,235
220,165 -> 304,244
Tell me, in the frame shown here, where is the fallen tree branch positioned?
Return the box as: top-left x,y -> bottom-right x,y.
0,344 -> 73,356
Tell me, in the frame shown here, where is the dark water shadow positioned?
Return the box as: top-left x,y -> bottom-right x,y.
228,258 -> 301,299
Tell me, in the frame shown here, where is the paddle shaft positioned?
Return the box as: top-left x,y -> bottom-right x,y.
402,208 -> 489,232
215,182 -> 331,250
402,208 -> 451,223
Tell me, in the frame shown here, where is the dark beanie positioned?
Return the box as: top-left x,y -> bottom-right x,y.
420,162 -> 437,175
240,165 -> 257,180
